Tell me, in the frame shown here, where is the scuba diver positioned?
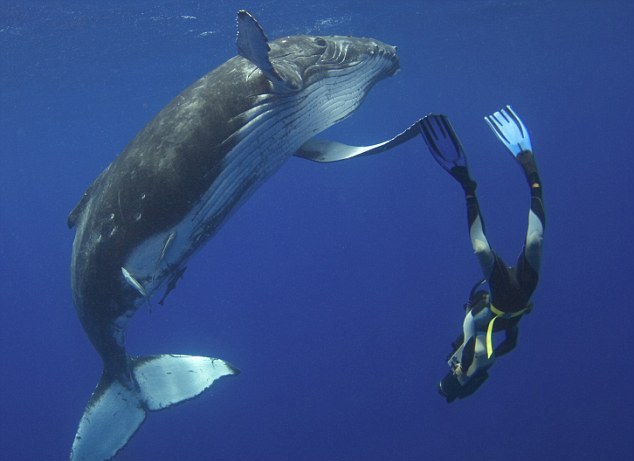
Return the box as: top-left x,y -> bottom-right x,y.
418,106 -> 545,403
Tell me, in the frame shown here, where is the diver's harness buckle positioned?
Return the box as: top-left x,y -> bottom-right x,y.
485,304 -> 529,358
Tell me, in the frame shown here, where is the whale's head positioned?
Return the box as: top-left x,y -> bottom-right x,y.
269,35 -> 399,90
266,35 -> 399,129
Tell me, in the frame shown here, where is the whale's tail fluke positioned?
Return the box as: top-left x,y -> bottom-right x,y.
70,355 -> 238,461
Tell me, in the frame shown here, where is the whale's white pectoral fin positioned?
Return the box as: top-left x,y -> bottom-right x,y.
296,139 -> 387,163
295,118 -> 425,163
70,355 -> 238,461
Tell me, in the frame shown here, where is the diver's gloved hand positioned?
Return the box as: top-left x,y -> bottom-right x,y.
485,105 -> 532,157
419,114 -> 476,193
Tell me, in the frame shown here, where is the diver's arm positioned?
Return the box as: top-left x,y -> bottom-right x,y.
494,325 -> 518,357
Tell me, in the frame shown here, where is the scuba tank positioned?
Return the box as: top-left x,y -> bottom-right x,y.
463,278 -> 490,314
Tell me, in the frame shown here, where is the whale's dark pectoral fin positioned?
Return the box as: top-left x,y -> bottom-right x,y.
236,10 -> 298,91
295,118 -> 424,163
236,10 -> 271,70
70,355 -> 238,461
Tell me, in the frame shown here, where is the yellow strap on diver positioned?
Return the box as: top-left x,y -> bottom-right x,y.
486,316 -> 497,359
485,304 -> 529,358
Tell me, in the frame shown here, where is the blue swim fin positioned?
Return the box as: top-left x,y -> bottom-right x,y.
484,105 -> 532,157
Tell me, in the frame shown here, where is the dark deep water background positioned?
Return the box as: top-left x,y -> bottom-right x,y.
1,1 -> 633,460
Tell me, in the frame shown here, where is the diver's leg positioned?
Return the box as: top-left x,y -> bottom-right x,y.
517,151 -> 545,273
464,184 -> 496,279
418,114 -> 497,277
484,105 -> 545,277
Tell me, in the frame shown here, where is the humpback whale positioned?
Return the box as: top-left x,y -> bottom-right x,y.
68,10 -> 422,461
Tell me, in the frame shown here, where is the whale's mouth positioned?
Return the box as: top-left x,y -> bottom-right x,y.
381,44 -> 400,76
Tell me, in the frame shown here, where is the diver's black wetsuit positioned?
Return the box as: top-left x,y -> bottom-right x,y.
443,149 -> 545,399
464,150 -> 545,319
419,108 -> 544,402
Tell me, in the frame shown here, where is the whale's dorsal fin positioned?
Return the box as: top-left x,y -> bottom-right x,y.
236,10 -> 297,91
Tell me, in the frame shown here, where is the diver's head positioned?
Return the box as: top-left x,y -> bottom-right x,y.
438,372 -> 462,403
438,368 -> 489,403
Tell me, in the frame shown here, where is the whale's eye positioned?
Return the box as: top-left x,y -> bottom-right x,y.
313,37 -> 327,47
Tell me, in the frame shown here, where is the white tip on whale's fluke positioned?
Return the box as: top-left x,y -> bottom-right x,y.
133,355 -> 239,410
70,355 -> 238,461
70,379 -> 145,461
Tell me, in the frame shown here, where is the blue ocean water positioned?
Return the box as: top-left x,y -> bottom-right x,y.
1,0 -> 633,460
